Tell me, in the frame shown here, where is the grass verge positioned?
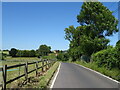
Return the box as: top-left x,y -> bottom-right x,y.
22,62 -> 59,89
71,61 -> 120,82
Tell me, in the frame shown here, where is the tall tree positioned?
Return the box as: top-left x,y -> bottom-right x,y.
77,2 -> 118,36
64,1 -> 118,61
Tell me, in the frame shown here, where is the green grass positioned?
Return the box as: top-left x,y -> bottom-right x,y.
0,53 -> 2,59
3,51 -> 9,55
42,53 -> 56,60
0,54 -> 57,88
0,55 -> 57,88
0,51 -> 9,56
23,62 -> 59,89
5,61 -> 43,88
0,60 -> 43,88
5,56 -> 40,61
72,61 -> 120,81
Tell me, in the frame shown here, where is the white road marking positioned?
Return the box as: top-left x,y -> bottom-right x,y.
50,62 -> 61,89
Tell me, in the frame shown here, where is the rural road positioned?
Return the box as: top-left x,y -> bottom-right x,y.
52,63 -> 119,89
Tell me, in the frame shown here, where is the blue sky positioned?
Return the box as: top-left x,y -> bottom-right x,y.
2,2 -> 119,50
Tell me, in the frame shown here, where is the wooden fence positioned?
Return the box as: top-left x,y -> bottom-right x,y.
0,59 -> 56,90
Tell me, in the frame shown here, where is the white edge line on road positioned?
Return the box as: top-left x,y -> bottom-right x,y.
73,63 -> 120,84
50,62 -> 61,88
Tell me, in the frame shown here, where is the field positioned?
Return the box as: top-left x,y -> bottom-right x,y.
0,53 -> 57,88
0,59 -> 43,88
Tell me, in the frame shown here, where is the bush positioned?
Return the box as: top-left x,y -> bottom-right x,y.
57,53 -> 69,61
92,46 -> 120,69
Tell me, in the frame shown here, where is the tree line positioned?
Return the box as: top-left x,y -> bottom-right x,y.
6,44 -> 51,57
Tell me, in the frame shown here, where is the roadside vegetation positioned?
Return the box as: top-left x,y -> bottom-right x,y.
22,62 -> 59,89
57,1 -> 120,81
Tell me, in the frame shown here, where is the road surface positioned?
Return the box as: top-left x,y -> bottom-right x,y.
52,63 -> 119,89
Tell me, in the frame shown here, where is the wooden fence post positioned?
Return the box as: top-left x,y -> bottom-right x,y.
50,60 -> 52,67
42,59 -> 44,72
35,61 -> 38,76
46,59 -> 48,70
48,60 -> 50,68
2,65 -> 7,90
25,62 -> 28,81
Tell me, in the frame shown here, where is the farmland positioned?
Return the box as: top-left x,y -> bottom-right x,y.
0,51 -> 57,88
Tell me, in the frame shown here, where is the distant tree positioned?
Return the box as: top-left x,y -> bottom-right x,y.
57,52 -> 69,61
16,50 -> 23,57
22,50 -> 28,57
3,50 -> 9,51
29,50 -> 36,57
38,45 -> 51,56
9,48 -> 18,57
16,50 -> 36,57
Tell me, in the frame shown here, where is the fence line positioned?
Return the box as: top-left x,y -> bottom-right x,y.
0,59 -> 56,90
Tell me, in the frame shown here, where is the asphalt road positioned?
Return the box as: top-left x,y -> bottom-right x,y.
52,63 -> 119,89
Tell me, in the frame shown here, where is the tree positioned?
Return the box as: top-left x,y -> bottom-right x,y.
9,48 -> 18,57
64,1 -> 118,61
57,52 -> 69,61
16,50 -> 23,57
77,2 -> 118,36
38,45 -> 51,56
29,50 -> 36,57
16,50 -> 36,57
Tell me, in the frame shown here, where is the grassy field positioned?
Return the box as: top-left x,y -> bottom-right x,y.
4,56 -> 40,62
0,53 -> 57,88
2,51 -> 9,55
42,53 -> 57,59
0,60 -> 43,88
72,61 -> 120,81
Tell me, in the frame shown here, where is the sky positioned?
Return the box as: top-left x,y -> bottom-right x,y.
2,2 -> 119,50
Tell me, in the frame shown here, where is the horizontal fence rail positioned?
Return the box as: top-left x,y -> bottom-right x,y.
0,59 -> 56,90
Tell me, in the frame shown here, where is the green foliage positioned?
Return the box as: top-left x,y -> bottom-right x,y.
116,40 -> 120,47
92,43 -> 120,69
65,25 -> 109,61
77,2 -> 118,36
57,52 -> 69,61
64,1 -> 118,61
68,46 -> 82,61
0,52 -> 5,60
16,50 -> 36,57
9,48 -> 18,57
38,45 -> 51,56
0,53 -> 2,59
